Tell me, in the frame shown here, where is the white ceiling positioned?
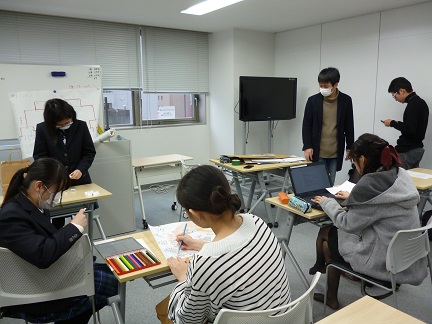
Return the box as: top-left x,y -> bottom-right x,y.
0,0 -> 430,33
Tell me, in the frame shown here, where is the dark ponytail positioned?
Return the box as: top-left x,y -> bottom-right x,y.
350,133 -> 401,176
2,158 -> 70,207
176,165 -> 241,216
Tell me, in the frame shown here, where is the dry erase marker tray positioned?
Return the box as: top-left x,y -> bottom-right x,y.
106,248 -> 161,275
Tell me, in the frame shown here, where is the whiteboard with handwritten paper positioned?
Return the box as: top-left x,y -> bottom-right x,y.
0,64 -> 103,157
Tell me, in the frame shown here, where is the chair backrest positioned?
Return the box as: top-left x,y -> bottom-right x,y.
386,218 -> 432,275
213,272 -> 321,324
0,234 -> 94,307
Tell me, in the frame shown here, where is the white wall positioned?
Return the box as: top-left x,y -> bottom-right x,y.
208,29 -> 275,157
233,29 -> 275,154
209,30 -> 235,158
274,2 -> 432,184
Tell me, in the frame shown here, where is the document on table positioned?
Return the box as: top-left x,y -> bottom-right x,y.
149,221 -> 215,259
250,156 -> 306,164
326,181 -> 356,195
407,170 -> 432,179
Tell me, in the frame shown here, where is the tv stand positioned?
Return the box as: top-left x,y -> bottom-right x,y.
242,120 -> 274,154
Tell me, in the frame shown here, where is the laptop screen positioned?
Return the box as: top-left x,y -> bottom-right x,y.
289,162 -> 331,196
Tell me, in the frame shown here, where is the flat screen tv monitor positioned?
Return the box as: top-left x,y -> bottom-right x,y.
239,76 -> 297,122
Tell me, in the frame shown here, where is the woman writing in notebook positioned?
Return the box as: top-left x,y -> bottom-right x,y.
0,158 -> 117,324
156,165 -> 291,324
310,133 -> 427,310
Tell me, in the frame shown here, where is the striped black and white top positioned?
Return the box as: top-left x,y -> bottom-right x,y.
168,213 -> 291,324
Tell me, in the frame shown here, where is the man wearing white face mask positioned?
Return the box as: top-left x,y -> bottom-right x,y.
302,67 -> 354,185
33,98 -> 96,228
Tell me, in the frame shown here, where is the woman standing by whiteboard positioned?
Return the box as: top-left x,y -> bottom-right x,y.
33,98 -> 96,227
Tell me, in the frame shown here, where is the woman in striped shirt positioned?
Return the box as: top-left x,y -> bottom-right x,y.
158,165 -> 291,324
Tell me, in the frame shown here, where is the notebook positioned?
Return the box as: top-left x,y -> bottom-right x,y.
288,162 -> 344,206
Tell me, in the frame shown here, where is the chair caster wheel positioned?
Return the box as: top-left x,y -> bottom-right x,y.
267,222 -> 273,228
274,222 -> 279,228
171,202 -> 177,210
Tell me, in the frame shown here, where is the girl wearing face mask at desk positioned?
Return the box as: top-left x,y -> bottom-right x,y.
0,158 -> 118,324
33,98 -> 96,187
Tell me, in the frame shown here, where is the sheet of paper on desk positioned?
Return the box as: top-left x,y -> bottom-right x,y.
149,221 -> 215,259
407,170 -> 432,179
326,181 -> 356,195
250,157 -> 306,164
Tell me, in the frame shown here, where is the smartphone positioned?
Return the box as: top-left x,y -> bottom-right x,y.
243,165 -> 254,169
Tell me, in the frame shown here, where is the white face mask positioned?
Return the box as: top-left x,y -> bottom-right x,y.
38,185 -> 56,210
56,122 -> 73,131
320,87 -> 333,97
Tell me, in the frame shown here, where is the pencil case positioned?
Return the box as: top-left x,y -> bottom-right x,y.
278,192 -> 289,204
289,196 -> 312,213
106,248 -> 161,275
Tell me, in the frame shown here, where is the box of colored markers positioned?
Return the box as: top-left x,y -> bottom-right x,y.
95,237 -> 161,275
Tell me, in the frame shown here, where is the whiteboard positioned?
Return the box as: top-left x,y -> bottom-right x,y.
0,63 -> 103,145
9,88 -> 101,158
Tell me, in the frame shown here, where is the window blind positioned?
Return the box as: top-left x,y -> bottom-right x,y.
0,11 -> 140,88
142,26 -> 209,93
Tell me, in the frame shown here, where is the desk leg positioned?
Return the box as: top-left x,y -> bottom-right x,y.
250,172 -> 274,226
232,172 -> 246,211
281,241 -> 310,289
274,169 -> 292,228
279,211 -> 309,288
134,167 -> 148,229
245,180 -> 256,211
119,281 -> 126,323
86,203 -> 94,245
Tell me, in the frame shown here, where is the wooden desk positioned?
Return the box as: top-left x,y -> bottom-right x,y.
95,230 -> 169,323
266,195 -> 328,288
316,295 -> 423,324
1,183 -> 112,243
210,156 -> 307,227
409,168 -> 432,219
51,183 -> 112,243
132,154 -> 193,229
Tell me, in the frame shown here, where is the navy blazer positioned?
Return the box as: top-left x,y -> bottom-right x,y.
33,120 -> 96,186
302,91 -> 354,171
0,193 -> 82,269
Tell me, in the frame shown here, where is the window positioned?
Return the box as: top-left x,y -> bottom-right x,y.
0,11 -> 209,129
103,90 -> 135,127
103,90 -> 205,127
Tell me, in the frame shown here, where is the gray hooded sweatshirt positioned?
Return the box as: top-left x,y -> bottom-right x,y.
321,167 -> 427,284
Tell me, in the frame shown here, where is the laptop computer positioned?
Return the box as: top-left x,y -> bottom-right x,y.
288,162 -> 345,206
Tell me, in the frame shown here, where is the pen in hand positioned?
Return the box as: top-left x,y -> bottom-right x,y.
178,223 -> 188,254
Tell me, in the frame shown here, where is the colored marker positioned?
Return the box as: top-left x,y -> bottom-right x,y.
140,251 -> 155,264
124,254 -> 138,269
119,255 -> 133,270
129,254 -> 144,268
134,252 -> 150,266
178,223 -> 188,254
114,257 -> 128,272
107,258 -> 122,274
145,249 -> 159,263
